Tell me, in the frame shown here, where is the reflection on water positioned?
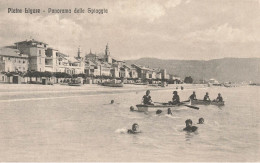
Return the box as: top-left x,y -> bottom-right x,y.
185,131 -> 199,142
0,85 -> 259,161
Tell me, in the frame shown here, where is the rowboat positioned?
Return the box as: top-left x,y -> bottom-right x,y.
190,100 -> 225,106
100,82 -> 123,87
136,103 -> 182,112
68,82 -> 82,86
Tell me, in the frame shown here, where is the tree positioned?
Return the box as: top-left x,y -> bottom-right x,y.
184,76 -> 193,84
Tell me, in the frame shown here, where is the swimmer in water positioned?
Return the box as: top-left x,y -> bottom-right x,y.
183,119 -> 198,132
167,108 -> 172,115
127,123 -> 140,134
130,106 -> 135,112
156,109 -> 162,114
198,118 -> 204,124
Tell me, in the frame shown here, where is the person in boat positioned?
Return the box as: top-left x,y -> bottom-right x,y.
198,118 -> 204,124
127,123 -> 140,134
203,92 -> 211,101
167,108 -> 172,115
215,93 -> 223,102
183,119 -> 198,132
189,91 -> 197,101
170,91 -> 180,105
142,90 -> 153,105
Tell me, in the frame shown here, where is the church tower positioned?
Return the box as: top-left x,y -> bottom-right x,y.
104,43 -> 112,64
77,46 -> 81,58
105,43 -> 110,56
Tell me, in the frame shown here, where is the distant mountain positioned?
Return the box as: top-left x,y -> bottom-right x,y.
124,58 -> 260,83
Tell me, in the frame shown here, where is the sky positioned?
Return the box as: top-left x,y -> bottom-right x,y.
0,0 -> 260,60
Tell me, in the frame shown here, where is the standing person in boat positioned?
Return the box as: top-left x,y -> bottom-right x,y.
215,93 -> 223,102
170,91 -> 180,105
183,119 -> 198,132
142,90 -> 153,105
167,108 -> 173,115
203,92 -> 211,101
189,91 -> 197,101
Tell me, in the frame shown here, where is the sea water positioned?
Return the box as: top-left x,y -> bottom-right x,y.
0,85 -> 259,161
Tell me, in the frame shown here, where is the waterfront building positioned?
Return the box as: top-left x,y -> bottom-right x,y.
0,39 -> 176,84
0,48 -> 29,73
131,64 -> 157,81
15,39 -> 47,72
0,48 -> 29,83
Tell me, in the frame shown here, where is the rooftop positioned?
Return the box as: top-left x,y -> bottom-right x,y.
14,39 -> 48,45
0,48 -> 28,58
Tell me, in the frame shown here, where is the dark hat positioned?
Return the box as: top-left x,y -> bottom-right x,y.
173,91 -> 177,94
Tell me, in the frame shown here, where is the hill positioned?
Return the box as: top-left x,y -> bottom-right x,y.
124,58 -> 260,83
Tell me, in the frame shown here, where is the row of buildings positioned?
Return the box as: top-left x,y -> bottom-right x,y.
0,39 -> 180,84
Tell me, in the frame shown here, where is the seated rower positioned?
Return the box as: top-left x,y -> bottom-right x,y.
183,119 -> 198,132
169,91 -> 180,105
167,108 -> 172,115
142,90 -> 153,105
203,92 -> 211,101
127,123 -> 141,134
215,93 -> 223,102
189,91 -> 197,101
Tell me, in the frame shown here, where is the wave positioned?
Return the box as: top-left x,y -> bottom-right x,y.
115,128 -> 128,134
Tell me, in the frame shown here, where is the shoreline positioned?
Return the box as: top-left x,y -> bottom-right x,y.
0,84 -> 208,103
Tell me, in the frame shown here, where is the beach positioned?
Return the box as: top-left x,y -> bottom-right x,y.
0,84 -> 259,161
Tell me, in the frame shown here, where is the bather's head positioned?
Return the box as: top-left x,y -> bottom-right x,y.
132,123 -> 139,131
185,119 -> 193,127
198,118 -> 204,124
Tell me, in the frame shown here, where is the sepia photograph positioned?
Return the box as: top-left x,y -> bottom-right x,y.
0,0 -> 259,162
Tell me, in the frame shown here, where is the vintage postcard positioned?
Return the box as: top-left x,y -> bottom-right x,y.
0,0 -> 259,162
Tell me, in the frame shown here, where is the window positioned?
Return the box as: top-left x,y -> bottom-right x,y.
39,50 -> 41,55
23,60 -> 25,64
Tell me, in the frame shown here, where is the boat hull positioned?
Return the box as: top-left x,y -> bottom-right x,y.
190,100 -> 225,106
68,83 -> 82,86
100,83 -> 123,87
136,104 -> 179,112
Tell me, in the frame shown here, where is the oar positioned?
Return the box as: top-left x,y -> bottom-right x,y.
183,104 -> 199,110
154,102 -> 168,105
154,102 -> 199,110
